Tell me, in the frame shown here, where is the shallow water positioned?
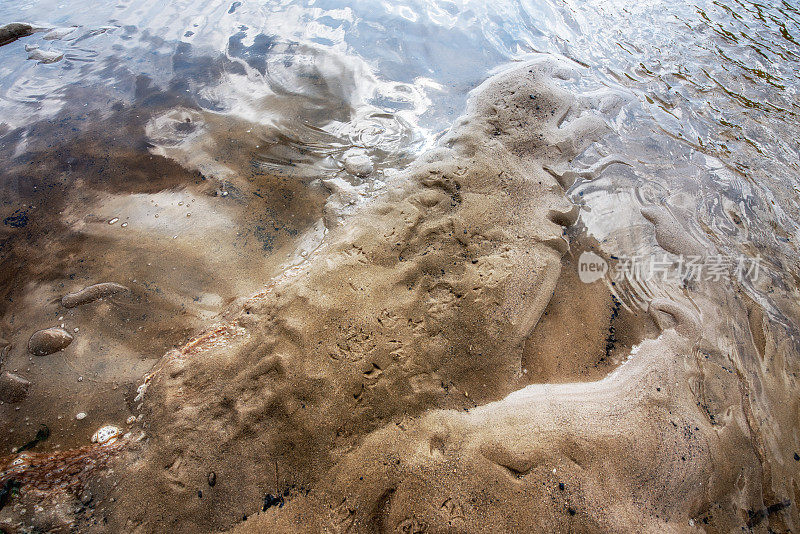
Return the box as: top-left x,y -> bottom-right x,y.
0,0 -> 799,529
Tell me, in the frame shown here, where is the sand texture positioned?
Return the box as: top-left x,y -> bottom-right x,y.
1,58 -> 797,534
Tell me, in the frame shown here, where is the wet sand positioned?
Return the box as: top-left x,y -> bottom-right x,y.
0,55 -> 798,534
0,93 -> 327,453
521,229 -> 659,385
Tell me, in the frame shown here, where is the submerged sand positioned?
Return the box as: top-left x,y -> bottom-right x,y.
1,58 -> 798,533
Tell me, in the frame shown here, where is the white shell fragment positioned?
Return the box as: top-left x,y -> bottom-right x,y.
91,425 -> 121,444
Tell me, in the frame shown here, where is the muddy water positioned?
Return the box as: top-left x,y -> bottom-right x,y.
0,0 -> 799,529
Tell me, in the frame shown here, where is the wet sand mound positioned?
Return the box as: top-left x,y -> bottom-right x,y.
1,58 -> 797,533
98,58 -> 602,532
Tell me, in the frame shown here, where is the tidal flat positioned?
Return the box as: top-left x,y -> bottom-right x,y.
1,0 -> 799,532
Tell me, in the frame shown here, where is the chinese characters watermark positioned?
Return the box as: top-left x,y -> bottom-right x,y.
578,251 -> 761,284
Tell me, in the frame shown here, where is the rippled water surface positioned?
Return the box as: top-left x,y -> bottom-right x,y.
1,0 -> 799,495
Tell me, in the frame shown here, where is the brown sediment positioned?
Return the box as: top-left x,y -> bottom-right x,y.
1,58 -> 798,533
84,59 -> 602,532
0,96 -> 327,454
236,294 -> 760,533
221,62 -> 795,532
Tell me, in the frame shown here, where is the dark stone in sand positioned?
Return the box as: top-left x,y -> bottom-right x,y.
17,425 -> 50,452
0,371 -> 30,403
207,471 -> 216,487
28,327 -> 73,356
0,23 -> 33,46
262,493 -> 285,511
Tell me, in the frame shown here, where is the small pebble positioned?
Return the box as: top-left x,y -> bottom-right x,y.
342,148 -> 373,177
76,412 -> 86,420
0,372 -> 31,403
28,327 -> 73,356
62,282 -> 128,308
91,425 -> 120,444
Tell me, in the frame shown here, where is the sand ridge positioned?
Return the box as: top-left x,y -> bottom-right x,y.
0,56 -> 796,533
92,57 -> 599,532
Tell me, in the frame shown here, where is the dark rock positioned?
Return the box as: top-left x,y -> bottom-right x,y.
61,282 -> 128,308
28,327 -> 73,356
0,371 -> 30,403
262,493 -> 284,511
0,23 -> 33,46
